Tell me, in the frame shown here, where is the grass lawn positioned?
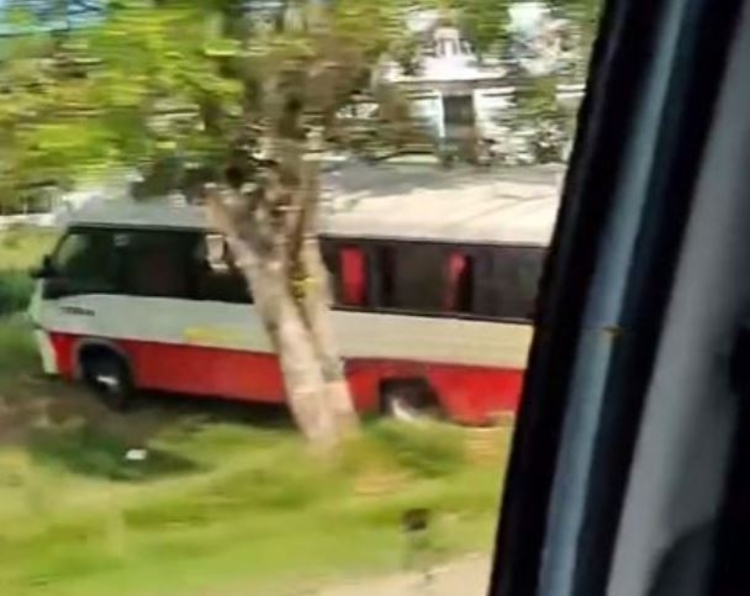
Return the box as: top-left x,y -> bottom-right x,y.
0,317 -> 513,596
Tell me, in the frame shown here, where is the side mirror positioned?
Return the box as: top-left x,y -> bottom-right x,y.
30,255 -> 55,279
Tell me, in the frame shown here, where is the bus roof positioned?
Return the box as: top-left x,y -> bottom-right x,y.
68,164 -> 562,246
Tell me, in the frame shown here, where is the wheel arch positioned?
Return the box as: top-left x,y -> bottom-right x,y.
378,376 -> 443,416
73,338 -> 134,384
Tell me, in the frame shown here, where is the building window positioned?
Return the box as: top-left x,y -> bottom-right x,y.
443,95 -> 476,126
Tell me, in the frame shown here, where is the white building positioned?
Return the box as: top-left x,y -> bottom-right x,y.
378,14 -> 512,148
376,6 -> 585,163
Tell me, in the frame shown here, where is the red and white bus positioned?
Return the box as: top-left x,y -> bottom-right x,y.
28,168 -> 559,424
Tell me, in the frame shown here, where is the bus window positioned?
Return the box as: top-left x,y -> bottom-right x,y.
513,248 -> 546,319
474,246 -> 545,320
119,230 -> 195,299
339,246 -> 367,306
321,242 -> 336,274
378,244 -> 446,312
194,234 -> 252,303
321,240 -> 342,302
51,229 -> 118,294
377,246 -> 396,308
446,251 -> 475,313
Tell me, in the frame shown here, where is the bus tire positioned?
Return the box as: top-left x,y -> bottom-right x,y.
381,379 -> 443,423
80,349 -> 134,412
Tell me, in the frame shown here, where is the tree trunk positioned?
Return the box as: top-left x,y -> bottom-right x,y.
270,276 -> 342,450
298,238 -> 360,436
204,158 -> 359,449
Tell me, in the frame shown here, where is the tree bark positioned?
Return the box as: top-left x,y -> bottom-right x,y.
293,156 -> 360,437
204,154 -> 359,449
298,238 -> 360,436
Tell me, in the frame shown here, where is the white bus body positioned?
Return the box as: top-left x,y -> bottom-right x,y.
28,167 -> 560,423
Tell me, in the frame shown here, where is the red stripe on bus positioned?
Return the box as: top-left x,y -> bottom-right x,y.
49,333 -> 523,425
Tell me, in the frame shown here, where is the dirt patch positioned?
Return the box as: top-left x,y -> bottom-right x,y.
312,554 -> 492,596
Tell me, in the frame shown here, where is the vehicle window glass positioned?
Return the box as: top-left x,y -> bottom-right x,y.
118,230 -> 195,298
475,247 -> 546,320
379,244 -> 446,312
194,233 -> 252,303
321,239 -> 340,297
446,251 -> 475,313
322,241 -> 369,307
339,246 -> 368,306
52,229 -> 118,292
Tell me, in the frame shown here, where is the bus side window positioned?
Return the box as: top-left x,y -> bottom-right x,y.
120,231 -> 194,299
474,246 -> 545,320
321,240 -> 337,276
376,246 -> 396,308
321,239 -> 342,303
51,229 -> 118,293
195,234 -> 252,303
446,251 -> 475,313
378,244 -> 446,312
513,247 -> 546,320
339,246 -> 367,307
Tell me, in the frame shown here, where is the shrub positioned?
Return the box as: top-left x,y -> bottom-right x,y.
0,315 -> 38,381
0,270 -> 34,316
366,421 -> 467,479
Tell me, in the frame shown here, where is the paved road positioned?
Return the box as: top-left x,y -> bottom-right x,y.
313,555 -> 492,596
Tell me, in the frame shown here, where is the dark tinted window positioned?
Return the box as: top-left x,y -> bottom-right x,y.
327,240 -> 544,321
447,251 -> 475,313
194,234 -> 252,303
377,244 -> 446,312
117,230 -> 195,298
321,240 -> 340,291
52,229 -> 119,293
474,246 -> 545,320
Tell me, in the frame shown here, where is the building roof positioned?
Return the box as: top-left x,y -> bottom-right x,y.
69,164 -> 563,247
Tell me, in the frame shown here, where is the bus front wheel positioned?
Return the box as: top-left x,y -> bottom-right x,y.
80,350 -> 134,412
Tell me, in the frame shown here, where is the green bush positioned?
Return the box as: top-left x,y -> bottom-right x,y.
367,421 -> 467,479
0,227 -> 56,316
0,315 -> 38,381
0,270 -> 34,316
